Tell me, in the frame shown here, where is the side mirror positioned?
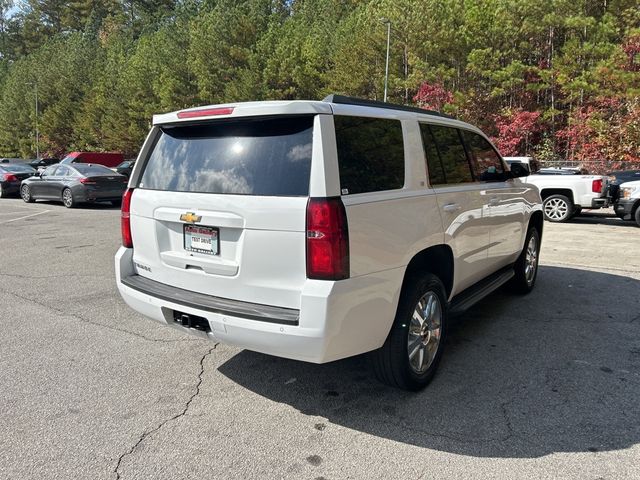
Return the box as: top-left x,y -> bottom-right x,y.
509,162 -> 529,178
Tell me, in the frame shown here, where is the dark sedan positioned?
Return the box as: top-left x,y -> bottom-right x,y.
20,163 -> 128,208
28,158 -> 59,171
112,160 -> 135,178
0,164 -> 37,197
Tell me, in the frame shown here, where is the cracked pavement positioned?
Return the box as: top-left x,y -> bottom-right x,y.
1,199 -> 639,479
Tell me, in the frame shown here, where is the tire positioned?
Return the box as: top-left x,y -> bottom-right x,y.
635,205 -> 640,227
62,188 -> 75,208
542,194 -> 573,222
372,273 -> 447,391
0,184 -> 4,198
21,185 -> 35,203
508,227 -> 540,294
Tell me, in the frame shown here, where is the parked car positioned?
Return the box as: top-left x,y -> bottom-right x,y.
0,164 -> 37,197
60,151 -> 124,168
0,158 -> 27,164
115,95 -> 543,391
112,160 -> 135,178
28,158 -> 59,172
614,180 -> 640,226
20,163 -> 128,208
524,171 -> 609,222
607,170 -> 640,205
535,167 -> 583,175
503,156 -> 540,174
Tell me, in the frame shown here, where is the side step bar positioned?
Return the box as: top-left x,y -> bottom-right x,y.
449,266 -> 515,316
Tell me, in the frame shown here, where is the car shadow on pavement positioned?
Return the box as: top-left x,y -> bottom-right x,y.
33,200 -> 121,210
569,211 -> 637,227
218,266 -> 640,458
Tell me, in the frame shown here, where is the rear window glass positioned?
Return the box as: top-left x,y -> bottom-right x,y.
334,116 -> 404,195
139,116 -> 314,196
2,164 -> 35,173
73,164 -> 114,175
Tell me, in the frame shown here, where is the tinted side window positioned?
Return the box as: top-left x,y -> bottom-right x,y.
463,131 -> 505,182
428,125 -> 474,184
335,116 -> 404,195
419,124 -> 446,185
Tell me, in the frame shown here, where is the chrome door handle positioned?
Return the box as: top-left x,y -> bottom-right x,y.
443,203 -> 461,212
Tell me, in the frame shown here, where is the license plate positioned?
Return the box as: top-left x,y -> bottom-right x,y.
184,225 -> 219,255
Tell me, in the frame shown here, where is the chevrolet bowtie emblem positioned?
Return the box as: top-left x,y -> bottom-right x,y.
180,212 -> 201,223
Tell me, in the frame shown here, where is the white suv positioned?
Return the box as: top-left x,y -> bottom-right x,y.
115,95 -> 543,390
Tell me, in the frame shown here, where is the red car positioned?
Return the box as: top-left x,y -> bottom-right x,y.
60,152 -> 124,168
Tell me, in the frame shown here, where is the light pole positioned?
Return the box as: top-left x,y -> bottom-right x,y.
26,82 -> 39,160
380,18 -> 391,102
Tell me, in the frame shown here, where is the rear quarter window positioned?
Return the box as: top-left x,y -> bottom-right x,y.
334,116 -> 404,195
139,116 -> 314,196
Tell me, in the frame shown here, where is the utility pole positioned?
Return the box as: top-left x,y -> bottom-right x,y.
380,18 -> 391,102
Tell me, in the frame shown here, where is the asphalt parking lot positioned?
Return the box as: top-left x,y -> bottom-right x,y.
1,199 -> 639,480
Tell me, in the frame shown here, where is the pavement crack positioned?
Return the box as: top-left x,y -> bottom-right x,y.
3,289 -> 200,344
500,399 -> 515,440
113,345 -> 217,479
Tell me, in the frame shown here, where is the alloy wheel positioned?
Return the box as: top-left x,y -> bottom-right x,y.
21,185 -> 30,202
63,189 -> 73,207
544,198 -> 569,221
407,291 -> 442,374
525,235 -> 538,285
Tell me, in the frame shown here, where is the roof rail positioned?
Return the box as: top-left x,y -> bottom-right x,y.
322,94 -> 452,119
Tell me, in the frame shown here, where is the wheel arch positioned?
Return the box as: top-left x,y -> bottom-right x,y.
540,188 -> 574,204
528,210 -> 544,240
401,244 -> 454,300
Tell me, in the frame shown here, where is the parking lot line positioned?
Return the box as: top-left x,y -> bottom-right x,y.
0,209 -> 50,225
0,203 -> 47,211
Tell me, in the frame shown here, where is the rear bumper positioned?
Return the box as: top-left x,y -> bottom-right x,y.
115,247 -> 403,363
73,185 -> 125,203
121,274 -> 300,326
590,197 -> 609,209
1,181 -> 20,195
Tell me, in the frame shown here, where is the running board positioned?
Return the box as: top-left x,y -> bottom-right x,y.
449,267 -> 515,316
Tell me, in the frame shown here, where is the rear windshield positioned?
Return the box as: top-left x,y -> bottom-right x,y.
2,164 -> 35,173
139,116 -> 314,196
73,164 -> 114,175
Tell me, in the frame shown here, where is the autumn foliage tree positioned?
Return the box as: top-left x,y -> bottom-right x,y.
0,0 -> 638,172
492,110 -> 541,157
413,81 -> 453,111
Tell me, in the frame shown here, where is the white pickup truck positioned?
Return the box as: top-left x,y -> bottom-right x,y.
505,158 -> 609,222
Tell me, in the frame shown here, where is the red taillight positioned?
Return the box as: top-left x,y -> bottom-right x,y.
592,179 -> 603,193
177,107 -> 235,119
121,188 -> 134,248
79,177 -> 96,185
3,173 -> 18,182
306,197 -> 349,280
